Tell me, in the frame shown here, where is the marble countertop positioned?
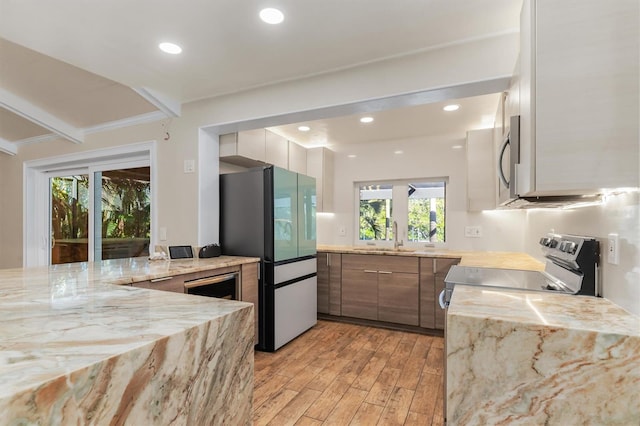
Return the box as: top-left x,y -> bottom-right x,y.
449,285 -> 639,336
0,256 -> 258,402
317,245 -> 544,271
446,285 -> 639,424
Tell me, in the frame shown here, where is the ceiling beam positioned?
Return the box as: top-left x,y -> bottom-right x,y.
0,88 -> 84,144
133,87 -> 181,117
0,137 -> 17,155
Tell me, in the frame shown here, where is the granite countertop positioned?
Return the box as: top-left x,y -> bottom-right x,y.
317,245 -> 545,271
446,285 -> 640,424
0,255 -> 260,286
449,285 -> 640,335
0,256 -> 258,410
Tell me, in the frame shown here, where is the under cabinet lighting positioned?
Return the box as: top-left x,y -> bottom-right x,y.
394,150 -> 403,154
159,42 -> 182,54
360,117 -> 374,123
260,8 -> 284,24
443,104 -> 460,112
347,154 -> 357,158
451,145 -> 463,149
298,125 -> 310,132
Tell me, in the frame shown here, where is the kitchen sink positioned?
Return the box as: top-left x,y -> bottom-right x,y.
352,247 -> 417,253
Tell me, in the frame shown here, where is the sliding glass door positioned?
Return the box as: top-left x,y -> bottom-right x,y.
48,163 -> 151,265
96,167 -> 151,260
50,174 -> 90,264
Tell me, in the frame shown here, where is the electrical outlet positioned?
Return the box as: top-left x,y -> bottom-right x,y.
464,226 -> 482,238
160,227 -> 167,241
607,233 -> 619,265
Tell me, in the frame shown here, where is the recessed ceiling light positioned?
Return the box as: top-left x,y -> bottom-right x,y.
348,154 -> 357,158
298,125 -> 310,132
443,104 -> 460,112
158,42 -> 182,54
360,117 -> 374,123
452,145 -> 464,149
394,150 -> 404,154
260,8 -> 284,24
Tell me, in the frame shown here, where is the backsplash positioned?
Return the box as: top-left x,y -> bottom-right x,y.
523,191 -> 639,316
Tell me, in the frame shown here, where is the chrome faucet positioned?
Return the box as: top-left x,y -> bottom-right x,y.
393,220 -> 403,250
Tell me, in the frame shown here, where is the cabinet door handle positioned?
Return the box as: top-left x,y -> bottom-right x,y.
364,270 -> 377,273
150,276 -> 174,283
378,271 -> 392,274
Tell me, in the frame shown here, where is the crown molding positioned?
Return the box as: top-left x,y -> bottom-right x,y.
133,87 -> 181,118
83,111 -> 167,134
0,137 -> 17,155
0,88 -> 83,144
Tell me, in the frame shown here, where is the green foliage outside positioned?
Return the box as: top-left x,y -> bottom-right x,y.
359,199 -> 391,240
408,198 -> 445,242
101,171 -> 151,239
51,169 -> 151,241
51,176 -> 89,240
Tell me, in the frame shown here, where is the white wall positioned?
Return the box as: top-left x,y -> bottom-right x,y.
321,134 -> 527,251
523,192 -> 640,316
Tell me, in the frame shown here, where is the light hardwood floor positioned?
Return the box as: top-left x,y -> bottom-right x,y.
253,320 -> 444,425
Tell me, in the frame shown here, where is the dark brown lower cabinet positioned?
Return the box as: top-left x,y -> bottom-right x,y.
341,268 -> 378,320
341,254 -> 419,326
378,271 -> 419,325
420,258 -> 460,330
317,252 -> 342,316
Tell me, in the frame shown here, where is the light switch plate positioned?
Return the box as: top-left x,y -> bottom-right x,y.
607,233 -> 619,265
183,160 -> 195,173
464,226 -> 482,238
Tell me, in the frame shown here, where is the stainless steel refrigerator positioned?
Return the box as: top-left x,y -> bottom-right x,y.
220,165 -> 317,351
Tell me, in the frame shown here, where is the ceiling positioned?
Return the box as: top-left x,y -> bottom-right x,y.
268,93 -> 501,149
0,0 -> 521,154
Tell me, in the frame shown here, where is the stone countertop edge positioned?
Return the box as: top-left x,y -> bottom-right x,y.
117,255 -> 261,284
317,245 -> 545,271
448,285 -> 640,337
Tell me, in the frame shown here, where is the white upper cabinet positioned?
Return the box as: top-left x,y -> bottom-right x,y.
219,129 -> 267,168
265,130 -> 289,169
306,147 -> 334,212
220,129 -> 294,171
518,0 -> 639,196
466,128 -> 495,211
288,140 -> 307,174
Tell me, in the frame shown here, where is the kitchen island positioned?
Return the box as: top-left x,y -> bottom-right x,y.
0,256 -> 259,425
447,285 -> 640,425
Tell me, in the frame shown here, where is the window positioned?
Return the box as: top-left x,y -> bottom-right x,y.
49,166 -> 151,265
24,143 -> 156,267
358,179 -> 446,245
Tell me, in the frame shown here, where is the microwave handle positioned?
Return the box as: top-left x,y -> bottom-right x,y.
498,135 -> 510,188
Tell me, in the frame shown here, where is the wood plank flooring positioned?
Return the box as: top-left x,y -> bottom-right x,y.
253,320 -> 444,425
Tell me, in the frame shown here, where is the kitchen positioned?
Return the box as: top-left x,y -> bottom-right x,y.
0,0 -> 639,424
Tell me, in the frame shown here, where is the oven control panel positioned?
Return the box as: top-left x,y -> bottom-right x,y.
539,234 -> 599,269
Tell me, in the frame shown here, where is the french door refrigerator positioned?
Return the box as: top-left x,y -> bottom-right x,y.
220,165 -> 317,351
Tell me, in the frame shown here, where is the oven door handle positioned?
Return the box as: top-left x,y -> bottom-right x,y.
438,289 -> 448,309
184,273 -> 238,289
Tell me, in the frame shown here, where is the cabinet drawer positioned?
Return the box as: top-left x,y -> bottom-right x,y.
132,276 -> 185,293
342,254 -> 418,273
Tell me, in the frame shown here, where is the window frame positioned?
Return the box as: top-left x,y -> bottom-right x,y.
354,177 -> 448,249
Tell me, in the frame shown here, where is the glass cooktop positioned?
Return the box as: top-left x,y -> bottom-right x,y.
444,265 -> 573,294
